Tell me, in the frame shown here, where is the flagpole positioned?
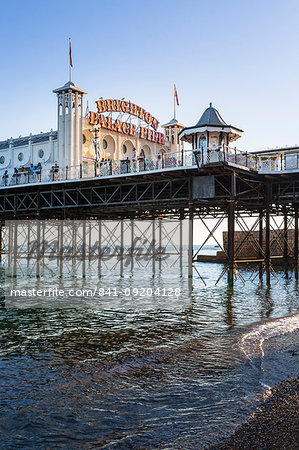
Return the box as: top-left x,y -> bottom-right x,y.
174,84 -> 176,120
69,38 -> 72,82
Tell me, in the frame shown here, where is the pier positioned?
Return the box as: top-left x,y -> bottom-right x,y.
1,144 -> 299,285
1,84 -> 299,286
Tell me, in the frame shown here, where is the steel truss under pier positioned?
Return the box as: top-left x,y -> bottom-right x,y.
1,159 -> 299,285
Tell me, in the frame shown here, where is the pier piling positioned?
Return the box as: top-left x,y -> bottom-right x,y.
294,208 -> 298,279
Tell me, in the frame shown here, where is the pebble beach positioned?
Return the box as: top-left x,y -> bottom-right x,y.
212,377 -> 299,450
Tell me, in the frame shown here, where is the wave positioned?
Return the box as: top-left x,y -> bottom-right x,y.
240,313 -> 299,361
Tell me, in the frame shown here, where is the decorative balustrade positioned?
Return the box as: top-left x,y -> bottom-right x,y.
0,151 -> 197,188
198,146 -> 299,173
1,147 -> 299,188
199,146 -> 257,170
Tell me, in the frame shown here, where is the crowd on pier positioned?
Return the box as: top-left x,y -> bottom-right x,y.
0,150 -> 184,187
1,163 -> 60,186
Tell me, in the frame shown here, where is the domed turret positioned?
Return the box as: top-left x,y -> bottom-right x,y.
196,103 -> 227,127
162,118 -> 185,153
179,103 -> 243,150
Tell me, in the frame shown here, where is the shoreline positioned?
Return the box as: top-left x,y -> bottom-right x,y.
210,376 -> 299,449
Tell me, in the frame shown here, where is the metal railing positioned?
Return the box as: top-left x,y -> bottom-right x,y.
2,147 -> 299,188
197,146 -> 299,173
199,145 -> 257,170
0,151 -> 197,188
256,152 -> 299,172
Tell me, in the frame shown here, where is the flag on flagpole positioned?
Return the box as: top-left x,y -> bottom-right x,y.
69,38 -> 73,67
174,84 -> 179,106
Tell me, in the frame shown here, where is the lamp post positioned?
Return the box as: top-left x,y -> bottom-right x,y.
90,127 -> 101,163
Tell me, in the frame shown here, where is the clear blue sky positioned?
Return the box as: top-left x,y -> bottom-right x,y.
1,0 -> 299,151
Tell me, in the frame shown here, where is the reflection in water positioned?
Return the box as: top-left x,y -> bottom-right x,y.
0,263 -> 298,448
257,286 -> 274,319
223,287 -> 236,329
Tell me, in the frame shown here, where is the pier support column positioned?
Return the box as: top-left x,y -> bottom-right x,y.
294,208 -> 298,279
179,213 -> 183,277
283,207 -> 288,260
13,220 -> 18,277
158,220 -> 162,273
152,218 -> 155,276
42,221 -> 46,267
188,208 -> 194,279
8,221 -> 13,277
227,172 -> 236,286
227,201 -> 235,286
265,187 -> 271,285
0,224 -> 3,263
283,207 -> 289,278
82,220 -> 86,278
98,220 -> 102,276
130,219 -> 134,274
72,221 -> 77,274
88,222 -> 92,266
27,222 -> 31,267
259,211 -> 264,280
120,219 -> 124,277
59,220 -> 64,278
36,220 -> 41,278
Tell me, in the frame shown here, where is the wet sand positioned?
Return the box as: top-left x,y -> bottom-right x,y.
212,377 -> 299,450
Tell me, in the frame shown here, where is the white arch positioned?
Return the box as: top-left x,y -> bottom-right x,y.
82,129 -> 96,161
122,139 -> 135,159
102,134 -> 116,160
140,144 -> 151,157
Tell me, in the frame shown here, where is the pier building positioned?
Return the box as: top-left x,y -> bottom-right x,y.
0,80 -> 182,175
1,77 -> 299,286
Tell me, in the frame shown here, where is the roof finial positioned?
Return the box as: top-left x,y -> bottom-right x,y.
209,102 -> 212,107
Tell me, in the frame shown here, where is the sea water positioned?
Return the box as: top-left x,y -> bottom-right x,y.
0,261 -> 298,448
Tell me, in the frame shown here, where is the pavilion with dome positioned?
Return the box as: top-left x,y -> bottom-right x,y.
179,103 -> 243,150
